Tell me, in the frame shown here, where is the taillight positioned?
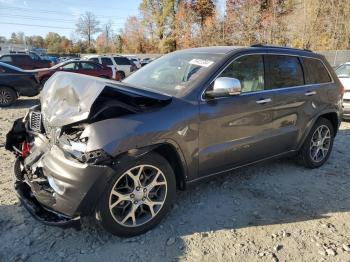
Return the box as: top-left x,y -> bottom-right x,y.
340,83 -> 345,96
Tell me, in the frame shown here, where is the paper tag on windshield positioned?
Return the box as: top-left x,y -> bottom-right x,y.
189,59 -> 214,67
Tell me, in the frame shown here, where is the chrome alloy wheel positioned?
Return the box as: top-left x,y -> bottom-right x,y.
109,165 -> 167,227
0,89 -> 12,105
309,125 -> 331,163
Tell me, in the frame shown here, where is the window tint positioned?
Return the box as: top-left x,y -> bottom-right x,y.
89,57 -> 99,63
303,57 -> 331,84
81,62 -> 99,69
62,62 -> 79,70
29,53 -> 40,60
219,55 -> 264,93
101,57 -> 113,66
0,56 -> 13,62
16,55 -> 31,62
114,57 -> 131,65
266,55 -> 304,89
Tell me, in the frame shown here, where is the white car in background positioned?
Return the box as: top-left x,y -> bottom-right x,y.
336,62 -> 350,119
126,56 -> 141,69
84,55 -> 137,79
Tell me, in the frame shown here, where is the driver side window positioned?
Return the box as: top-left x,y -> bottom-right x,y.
219,55 -> 265,93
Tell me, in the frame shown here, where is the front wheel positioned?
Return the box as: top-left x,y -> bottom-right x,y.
96,152 -> 176,237
297,118 -> 334,168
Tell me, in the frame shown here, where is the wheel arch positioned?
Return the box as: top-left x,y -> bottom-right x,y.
297,109 -> 340,150
320,112 -> 339,136
0,85 -> 19,97
113,141 -> 187,190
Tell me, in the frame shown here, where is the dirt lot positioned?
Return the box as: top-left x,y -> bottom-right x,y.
1,98 -> 350,262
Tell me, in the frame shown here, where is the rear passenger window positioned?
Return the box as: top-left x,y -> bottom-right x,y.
114,57 -> 131,65
89,58 -> 99,63
101,58 -> 113,66
303,57 -> 332,84
266,55 -> 304,89
219,55 -> 264,93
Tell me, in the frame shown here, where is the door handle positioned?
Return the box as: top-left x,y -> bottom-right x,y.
305,91 -> 317,96
256,98 -> 272,104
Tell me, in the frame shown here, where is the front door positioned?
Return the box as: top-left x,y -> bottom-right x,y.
198,54 -> 278,177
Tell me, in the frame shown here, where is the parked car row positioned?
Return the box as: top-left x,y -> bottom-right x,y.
5,45 -> 344,237
0,53 -> 145,106
0,62 -> 41,106
336,62 -> 350,119
84,55 -> 137,79
0,53 -> 52,69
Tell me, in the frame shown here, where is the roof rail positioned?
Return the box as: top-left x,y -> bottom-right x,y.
250,44 -> 312,52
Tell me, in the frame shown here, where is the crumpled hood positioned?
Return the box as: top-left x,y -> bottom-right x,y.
40,72 -> 171,127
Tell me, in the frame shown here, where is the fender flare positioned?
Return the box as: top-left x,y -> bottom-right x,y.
296,109 -> 340,151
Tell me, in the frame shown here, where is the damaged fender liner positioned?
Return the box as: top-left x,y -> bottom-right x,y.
14,180 -> 81,229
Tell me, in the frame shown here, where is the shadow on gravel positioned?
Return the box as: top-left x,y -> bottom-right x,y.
1,125 -> 350,261
7,98 -> 40,109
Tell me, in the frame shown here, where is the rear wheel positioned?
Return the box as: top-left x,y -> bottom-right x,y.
297,118 -> 334,168
0,86 -> 17,107
117,71 -> 126,80
41,76 -> 50,87
96,152 -> 176,237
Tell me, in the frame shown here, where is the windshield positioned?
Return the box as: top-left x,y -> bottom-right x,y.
123,51 -> 224,96
336,64 -> 350,78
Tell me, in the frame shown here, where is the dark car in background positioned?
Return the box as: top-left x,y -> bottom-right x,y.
0,54 -> 52,69
6,45 -> 343,237
35,60 -> 115,85
0,62 -> 40,106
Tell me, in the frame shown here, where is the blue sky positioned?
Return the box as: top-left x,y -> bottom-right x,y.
0,0 -> 225,39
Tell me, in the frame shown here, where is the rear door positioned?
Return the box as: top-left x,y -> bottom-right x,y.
266,54 -> 332,152
198,54 -> 278,176
79,62 -> 102,77
19,55 -> 34,69
113,57 -> 132,76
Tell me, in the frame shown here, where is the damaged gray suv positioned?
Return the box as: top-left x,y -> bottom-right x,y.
6,45 -> 343,236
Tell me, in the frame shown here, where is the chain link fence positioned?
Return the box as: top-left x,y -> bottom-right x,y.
318,50 -> 350,67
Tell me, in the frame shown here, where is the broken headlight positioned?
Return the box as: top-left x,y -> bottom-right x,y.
58,125 -> 112,164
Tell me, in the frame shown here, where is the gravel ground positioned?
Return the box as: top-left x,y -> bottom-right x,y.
1,98 -> 350,262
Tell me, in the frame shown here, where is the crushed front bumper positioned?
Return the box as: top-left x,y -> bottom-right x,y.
14,179 -> 81,228
6,112 -> 116,228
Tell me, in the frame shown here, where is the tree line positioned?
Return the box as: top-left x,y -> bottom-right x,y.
2,0 -> 349,54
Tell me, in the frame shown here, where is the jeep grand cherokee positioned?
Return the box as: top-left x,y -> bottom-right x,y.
6,45 -> 343,237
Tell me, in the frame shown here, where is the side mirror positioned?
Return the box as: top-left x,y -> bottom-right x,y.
205,77 -> 241,98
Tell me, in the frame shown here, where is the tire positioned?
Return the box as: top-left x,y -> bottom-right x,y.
117,71 -> 126,80
41,76 -> 50,87
0,86 -> 17,107
297,118 -> 334,168
96,152 -> 176,237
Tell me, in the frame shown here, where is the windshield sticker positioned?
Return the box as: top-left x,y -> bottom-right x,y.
189,59 -> 214,67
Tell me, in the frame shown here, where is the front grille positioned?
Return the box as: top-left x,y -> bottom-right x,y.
29,111 -> 42,132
